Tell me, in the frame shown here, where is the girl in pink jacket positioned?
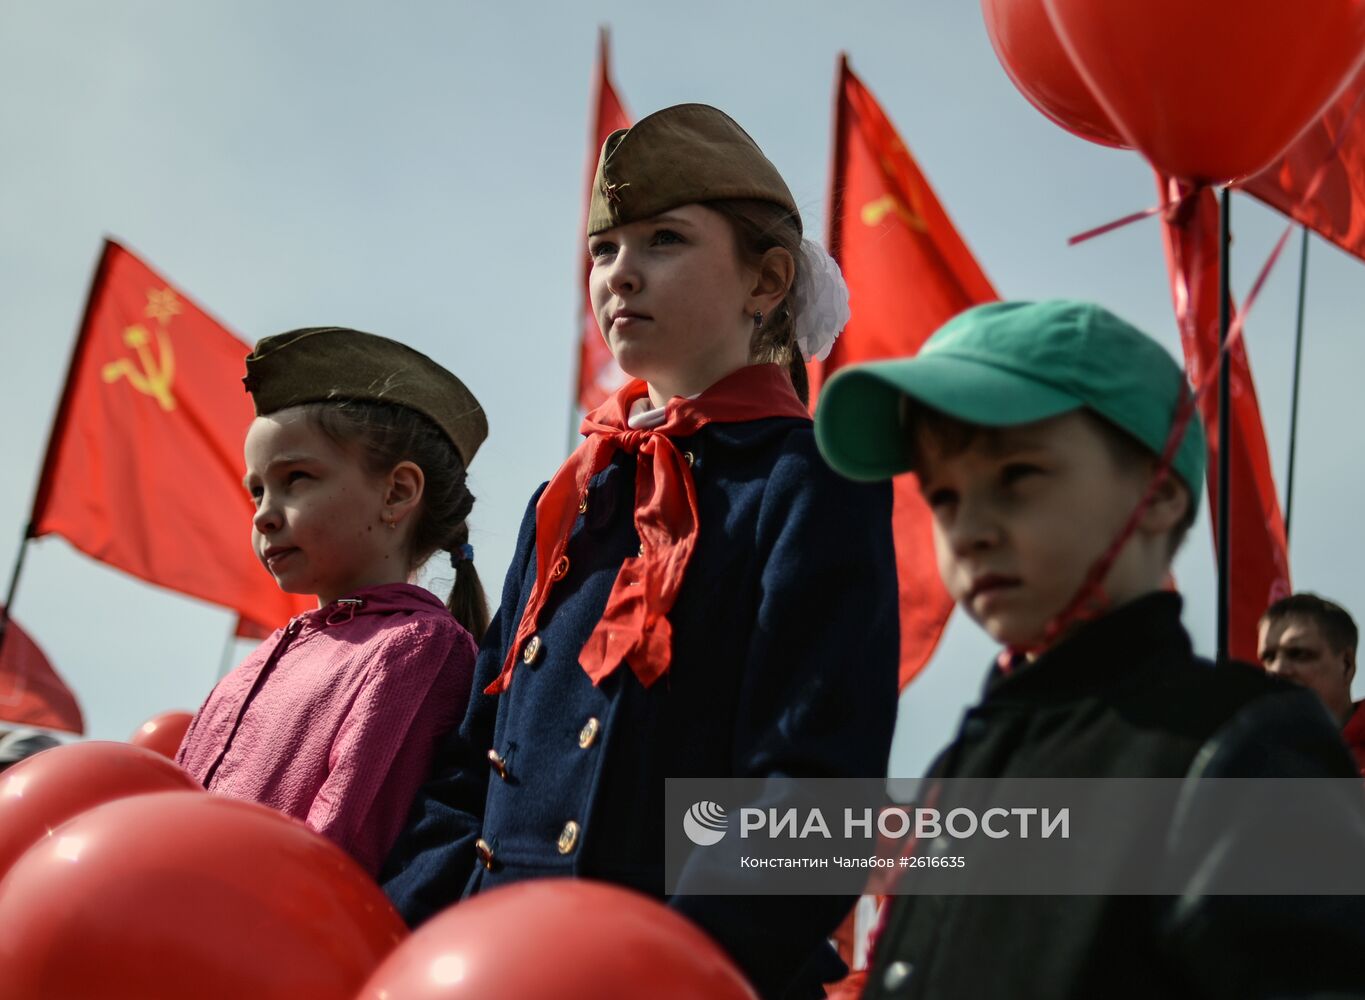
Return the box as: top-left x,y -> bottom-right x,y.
177,326 -> 488,875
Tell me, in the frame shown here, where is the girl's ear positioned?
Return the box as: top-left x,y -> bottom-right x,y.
385,461 -> 425,524
748,246 -> 795,313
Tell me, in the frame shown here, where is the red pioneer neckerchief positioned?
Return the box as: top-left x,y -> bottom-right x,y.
484,363 -> 811,694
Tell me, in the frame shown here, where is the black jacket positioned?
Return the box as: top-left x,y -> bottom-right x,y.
863,593 -> 1365,1000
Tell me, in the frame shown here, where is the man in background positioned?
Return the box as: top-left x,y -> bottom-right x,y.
1259,592 -> 1364,774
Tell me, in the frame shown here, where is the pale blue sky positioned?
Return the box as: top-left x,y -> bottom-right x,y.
2,2 -> 1362,775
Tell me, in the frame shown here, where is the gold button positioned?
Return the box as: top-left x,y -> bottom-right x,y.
522,635 -> 543,664
683,451 -> 695,467
551,555 -> 570,580
475,838 -> 495,870
578,496 -> 589,514
578,717 -> 601,749
637,543 -> 645,557
487,747 -> 509,780
557,820 -> 580,855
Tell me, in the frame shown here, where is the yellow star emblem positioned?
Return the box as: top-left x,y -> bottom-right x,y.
145,287 -> 182,326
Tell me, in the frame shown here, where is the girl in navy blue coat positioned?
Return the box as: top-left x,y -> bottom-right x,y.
382,104 -> 900,999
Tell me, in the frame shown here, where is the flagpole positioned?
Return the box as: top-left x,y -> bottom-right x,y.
568,26 -> 611,458
1,244 -> 115,662
1284,227 -> 1310,547
0,533 -> 32,658
1216,189 -> 1232,664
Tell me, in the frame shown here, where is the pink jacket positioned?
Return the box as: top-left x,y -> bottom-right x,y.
176,582 -> 476,875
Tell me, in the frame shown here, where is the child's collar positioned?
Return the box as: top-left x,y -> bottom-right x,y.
297,582 -> 445,628
985,591 -> 1189,698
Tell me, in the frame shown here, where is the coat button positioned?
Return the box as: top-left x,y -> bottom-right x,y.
578,717 -> 601,749
475,838 -> 496,870
683,450 -> 695,467
522,635 -> 543,664
487,748 -> 509,780
883,961 -> 913,992
551,555 -> 570,580
557,820 -> 580,855
578,496 -> 589,514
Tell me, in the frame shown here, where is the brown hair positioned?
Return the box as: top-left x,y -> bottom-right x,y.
905,400 -> 1197,555
707,198 -> 809,405
304,400 -> 491,641
1261,593 -> 1359,655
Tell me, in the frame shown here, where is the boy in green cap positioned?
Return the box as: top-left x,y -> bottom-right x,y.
816,300 -> 1365,999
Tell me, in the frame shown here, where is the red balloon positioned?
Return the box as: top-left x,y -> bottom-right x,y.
358,880 -> 758,1000
129,709 -> 193,758
1043,0 -> 1365,184
0,792 -> 407,999
981,0 -> 1127,149
0,740 -> 201,877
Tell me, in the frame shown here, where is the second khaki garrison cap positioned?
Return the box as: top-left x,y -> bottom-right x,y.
243,326 -> 487,466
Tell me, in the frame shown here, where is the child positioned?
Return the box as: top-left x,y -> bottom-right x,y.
814,300 -> 1365,999
382,104 -> 901,999
176,326 -> 488,877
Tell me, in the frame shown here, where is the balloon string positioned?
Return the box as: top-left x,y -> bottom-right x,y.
1029,89 -> 1365,663
1009,386 -> 1197,661
1067,200 -> 1180,246
1069,76 -> 1365,250
1016,237 -> 1277,661
857,94 -> 1365,988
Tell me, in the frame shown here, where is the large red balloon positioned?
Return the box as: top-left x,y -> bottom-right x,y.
0,792 -> 406,999
1043,0 -> 1365,184
129,709 -> 193,758
980,0 -> 1126,149
0,740 -> 201,877
358,880 -> 758,1000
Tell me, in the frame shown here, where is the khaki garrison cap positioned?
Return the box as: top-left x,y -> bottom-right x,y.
587,103 -> 801,236
243,327 -> 487,466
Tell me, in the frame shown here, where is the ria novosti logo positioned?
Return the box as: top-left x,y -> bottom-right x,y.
683,801 -> 728,846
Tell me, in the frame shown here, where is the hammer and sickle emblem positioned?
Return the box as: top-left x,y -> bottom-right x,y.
101,288 -> 180,411
860,194 -> 928,232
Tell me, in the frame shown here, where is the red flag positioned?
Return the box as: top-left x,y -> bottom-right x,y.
574,28 -> 633,413
0,610 -> 83,735
812,56 -> 999,689
1157,178 -> 1292,663
234,616 -> 274,640
1241,65 -> 1365,263
30,241 -> 312,634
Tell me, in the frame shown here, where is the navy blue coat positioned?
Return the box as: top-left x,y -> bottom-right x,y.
382,415 -> 900,999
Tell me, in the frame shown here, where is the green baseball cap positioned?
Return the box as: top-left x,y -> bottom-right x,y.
814,300 -> 1205,506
